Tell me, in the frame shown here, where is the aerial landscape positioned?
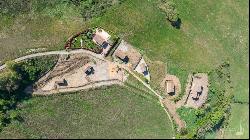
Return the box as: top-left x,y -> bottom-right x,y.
0,0 -> 249,139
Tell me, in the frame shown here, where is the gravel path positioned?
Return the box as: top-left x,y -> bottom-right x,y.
0,49 -> 105,71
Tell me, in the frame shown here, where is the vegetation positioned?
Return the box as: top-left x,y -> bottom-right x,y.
176,62 -> 233,138
71,32 -> 99,52
69,0 -> 126,21
0,0 -> 125,63
0,0 -> 248,138
0,86 -> 173,139
89,0 -> 248,138
0,56 -> 58,131
158,0 -> 181,28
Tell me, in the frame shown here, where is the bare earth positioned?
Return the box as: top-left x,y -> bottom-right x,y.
29,53 -> 127,94
185,73 -> 209,109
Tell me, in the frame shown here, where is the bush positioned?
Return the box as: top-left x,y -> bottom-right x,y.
159,0 -> 179,22
158,0 -> 181,29
177,62 -> 233,138
0,56 -> 58,131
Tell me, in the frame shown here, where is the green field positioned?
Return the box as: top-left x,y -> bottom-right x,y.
89,0 -> 249,138
0,0 -> 248,139
0,86 -> 173,139
224,103 -> 249,139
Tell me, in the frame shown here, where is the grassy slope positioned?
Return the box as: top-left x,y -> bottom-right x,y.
224,103 -> 249,139
89,0 -> 248,138
0,1 -> 86,63
0,86 -> 173,139
0,0 -> 248,138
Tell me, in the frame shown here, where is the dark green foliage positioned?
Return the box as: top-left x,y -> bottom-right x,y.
16,57 -> 57,83
0,56 -> 57,131
158,0 -> 181,28
0,0 -> 31,16
68,0 -> 126,21
0,0 -> 125,20
177,62 -> 233,138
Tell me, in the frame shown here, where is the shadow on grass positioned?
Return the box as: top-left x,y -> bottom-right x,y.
171,18 -> 182,29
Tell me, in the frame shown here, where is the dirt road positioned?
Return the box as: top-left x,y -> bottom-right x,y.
0,49 -> 105,71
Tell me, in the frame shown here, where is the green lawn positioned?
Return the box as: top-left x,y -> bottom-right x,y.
89,0 -> 249,138
0,86 -> 173,139
0,0 -> 248,138
224,103 -> 249,139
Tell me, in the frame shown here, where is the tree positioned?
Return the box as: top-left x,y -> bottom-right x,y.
159,0 -> 182,29
0,61 -> 21,95
159,0 -> 179,22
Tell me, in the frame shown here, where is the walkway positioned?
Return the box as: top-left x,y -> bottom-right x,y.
0,49 -> 105,71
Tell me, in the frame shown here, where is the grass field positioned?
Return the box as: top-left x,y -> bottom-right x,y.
0,86 -> 173,139
89,0 -> 249,138
0,0 -> 248,138
0,7 -> 85,63
224,103 -> 249,139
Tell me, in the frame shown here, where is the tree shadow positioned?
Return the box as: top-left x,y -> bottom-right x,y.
171,18 -> 182,29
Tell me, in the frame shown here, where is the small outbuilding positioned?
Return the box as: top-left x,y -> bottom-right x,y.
165,80 -> 175,96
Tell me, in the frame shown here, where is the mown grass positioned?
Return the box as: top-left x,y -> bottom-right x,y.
89,0 -> 248,138
0,0 -> 248,138
0,86 -> 173,139
223,103 -> 249,139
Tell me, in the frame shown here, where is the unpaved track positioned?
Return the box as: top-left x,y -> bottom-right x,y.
0,49 -> 105,71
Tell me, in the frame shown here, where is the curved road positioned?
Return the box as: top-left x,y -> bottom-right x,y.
0,49 -> 105,71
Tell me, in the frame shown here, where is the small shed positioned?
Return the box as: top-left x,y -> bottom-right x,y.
140,63 -> 148,76
191,84 -> 203,98
165,80 -> 175,95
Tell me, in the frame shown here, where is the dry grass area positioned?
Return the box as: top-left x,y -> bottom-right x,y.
0,13 -> 86,64
113,40 -> 142,70
146,59 -> 167,91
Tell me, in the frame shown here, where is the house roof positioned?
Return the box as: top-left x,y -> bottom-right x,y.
92,28 -> 111,46
96,29 -> 110,40
92,33 -> 106,46
166,80 -> 175,93
140,63 -> 147,72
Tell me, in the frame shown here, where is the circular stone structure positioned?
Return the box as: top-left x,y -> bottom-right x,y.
160,74 -> 181,99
